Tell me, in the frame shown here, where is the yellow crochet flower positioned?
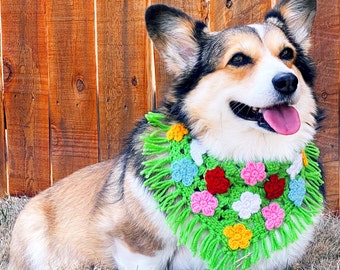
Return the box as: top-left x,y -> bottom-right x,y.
166,123 -> 189,142
223,223 -> 252,250
302,150 -> 308,167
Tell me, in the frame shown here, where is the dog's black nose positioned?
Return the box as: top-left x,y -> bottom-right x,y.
272,73 -> 298,95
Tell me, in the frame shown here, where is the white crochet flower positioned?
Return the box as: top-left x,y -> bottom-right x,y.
190,139 -> 206,166
287,153 -> 303,179
232,191 -> 262,219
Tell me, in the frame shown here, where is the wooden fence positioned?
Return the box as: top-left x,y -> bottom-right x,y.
0,0 -> 339,211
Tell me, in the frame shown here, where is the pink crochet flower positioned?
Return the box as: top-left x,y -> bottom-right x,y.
191,191 -> 218,217
262,202 -> 285,230
241,162 -> 266,186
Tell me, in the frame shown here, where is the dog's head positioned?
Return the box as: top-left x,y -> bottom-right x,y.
145,0 -> 318,162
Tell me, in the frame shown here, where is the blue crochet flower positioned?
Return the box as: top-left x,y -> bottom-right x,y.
288,178 -> 306,206
171,158 -> 198,186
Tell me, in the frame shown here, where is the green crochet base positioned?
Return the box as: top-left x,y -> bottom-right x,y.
141,112 -> 323,270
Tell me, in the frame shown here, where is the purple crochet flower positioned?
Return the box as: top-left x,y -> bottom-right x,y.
262,202 -> 285,230
171,158 -> 198,186
191,191 -> 218,216
288,178 -> 306,206
241,162 -> 266,186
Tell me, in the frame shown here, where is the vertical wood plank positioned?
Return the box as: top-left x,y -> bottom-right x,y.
47,0 -> 98,182
210,0 -> 272,31
312,0 -> 340,211
150,0 -> 208,106
2,1 -> 50,196
47,0 -> 98,181
96,0 -> 150,160
0,7 -> 6,195
150,0 -> 208,20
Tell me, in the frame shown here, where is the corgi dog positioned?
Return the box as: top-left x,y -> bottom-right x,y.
9,0 -> 323,269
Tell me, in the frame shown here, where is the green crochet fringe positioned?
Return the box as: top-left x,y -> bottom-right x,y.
141,112 -> 324,270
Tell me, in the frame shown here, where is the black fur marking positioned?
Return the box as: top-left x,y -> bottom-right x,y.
293,47 -> 316,87
145,4 -> 193,32
145,5 -> 192,39
124,116 -> 151,182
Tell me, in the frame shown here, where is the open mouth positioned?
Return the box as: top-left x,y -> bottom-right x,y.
230,101 -> 300,135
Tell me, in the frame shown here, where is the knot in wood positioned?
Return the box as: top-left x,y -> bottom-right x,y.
76,78 -> 86,92
131,76 -> 138,87
3,59 -> 13,82
321,91 -> 328,100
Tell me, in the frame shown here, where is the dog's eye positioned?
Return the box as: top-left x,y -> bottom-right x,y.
279,47 -> 295,61
227,53 -> 253,67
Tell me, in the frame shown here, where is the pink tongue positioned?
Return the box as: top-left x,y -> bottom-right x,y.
262,105 -> 300,135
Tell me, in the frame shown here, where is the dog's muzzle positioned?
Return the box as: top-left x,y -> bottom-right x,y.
230,72 -> 300,135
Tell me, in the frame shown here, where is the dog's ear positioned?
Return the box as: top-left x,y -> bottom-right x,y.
145,5 -> 207,76
265,0 -> 316,52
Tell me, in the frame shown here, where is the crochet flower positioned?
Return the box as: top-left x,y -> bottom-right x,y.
190,139 -> 206,166
262,202 -> 285,230
191,191 -> 218,216
171,158 -> 198,186
232,191 -> 261,219
287,153 -> 303,179
288,178 -> 306,206
205,167 -> 231,195
223,223 -> 252,250
241,162 -> 266,186
264,174 -> 285,200
166,123 -> 189,142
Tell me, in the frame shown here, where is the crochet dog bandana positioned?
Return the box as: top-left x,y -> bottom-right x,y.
141,112 -> 323,270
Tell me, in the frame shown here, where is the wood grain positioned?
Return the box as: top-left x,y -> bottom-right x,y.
2,1 -> 50,196
210,0 -> 271,31
47,0 -> 98,183
312,0 -> 340,211
0,17 -> 6,195
96,0 -> 150,160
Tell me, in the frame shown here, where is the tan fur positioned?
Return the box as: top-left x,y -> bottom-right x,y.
9,158 -> 171,269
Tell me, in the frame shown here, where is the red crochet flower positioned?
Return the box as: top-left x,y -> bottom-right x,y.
264,174 -> 286,200
205,167 -> 231,195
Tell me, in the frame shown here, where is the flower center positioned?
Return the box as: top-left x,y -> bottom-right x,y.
234,233 -> 242,241
200,200 -> 208,207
